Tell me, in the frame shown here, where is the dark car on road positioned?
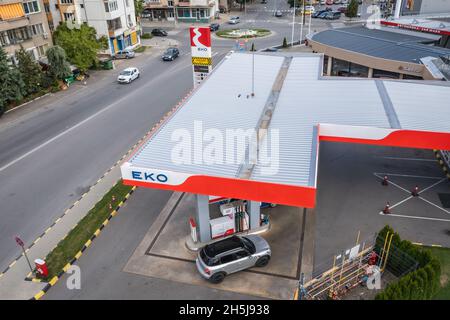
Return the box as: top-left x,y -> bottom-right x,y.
210,23 -> 220,31
151,28 -> 168,36
162,47 -> 179,61
312,8 -> 331,18
275,10 -> 283,17
324,11 -> 341,20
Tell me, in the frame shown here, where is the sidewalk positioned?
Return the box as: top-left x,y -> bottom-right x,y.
0,164 -> 122,299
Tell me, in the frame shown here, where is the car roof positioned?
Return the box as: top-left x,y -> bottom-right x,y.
123,67 -> 135,72
204,236 -> 244,257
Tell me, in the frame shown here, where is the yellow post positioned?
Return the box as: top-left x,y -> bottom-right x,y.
328,255 -> 337,298
337,252 -> 346,293
355,230 -> 360,245
382,233 -> 394,272
379,231 -> 390,268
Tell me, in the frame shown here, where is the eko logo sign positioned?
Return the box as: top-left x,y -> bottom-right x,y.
190,27 -> 212,59
131,171 -> 169,183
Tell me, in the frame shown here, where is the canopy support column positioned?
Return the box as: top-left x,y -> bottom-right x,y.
196,194 -> 211,242
247,201 -> 261,229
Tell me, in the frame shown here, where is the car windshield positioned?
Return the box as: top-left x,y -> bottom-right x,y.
120,71 -> 131,76
241,237 -> 256,254
165,49 -> 175,54
200,248 -> 220,266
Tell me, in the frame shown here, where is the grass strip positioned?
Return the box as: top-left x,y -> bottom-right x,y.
423,246 -> 450,299
41,180 -> 132,281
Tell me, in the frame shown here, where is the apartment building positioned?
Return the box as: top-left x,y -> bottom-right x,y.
142,0 -> 219,23
47,0 -> 140,56
0,0 -> 53,62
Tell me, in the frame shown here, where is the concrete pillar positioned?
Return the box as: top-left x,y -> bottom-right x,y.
394,0 -> 402,19
247,201 -> 261,230
368,67 -> 373,78
196,194 -> 211,242
327,56 -> 333,76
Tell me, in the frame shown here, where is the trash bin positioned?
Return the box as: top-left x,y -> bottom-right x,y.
34,259 -> 48,277
100,59 -> 113,70
64,75 -> 75,85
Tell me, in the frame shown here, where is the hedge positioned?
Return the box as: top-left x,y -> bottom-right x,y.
374,225 -> 441,300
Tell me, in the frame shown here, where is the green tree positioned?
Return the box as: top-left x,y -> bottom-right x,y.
134,0 -> 144,19
54,22 -> 103,72
282,37 -> 288,48
288,0 -> 304,9
346,0 -> 359,18
46,45 -> 72,80
15,46 -> 44,95
0,47 -> 25,116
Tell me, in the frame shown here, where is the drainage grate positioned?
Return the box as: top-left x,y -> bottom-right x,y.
438,193 -> 450,208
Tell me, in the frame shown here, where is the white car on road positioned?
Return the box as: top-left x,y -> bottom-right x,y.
228,16 -> 240,24
117,67 -> 140,84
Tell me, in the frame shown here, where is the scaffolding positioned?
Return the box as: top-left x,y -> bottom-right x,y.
295,231 -> 418,300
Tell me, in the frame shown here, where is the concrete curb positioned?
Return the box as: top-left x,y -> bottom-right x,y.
412,242 -> 447,248
30,186 -> 137,300
5,92 -> 52,115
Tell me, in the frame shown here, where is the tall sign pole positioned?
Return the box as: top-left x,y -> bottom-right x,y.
190,27 -> 212,88
291,0 -> 296,46
15,236 -> 33,273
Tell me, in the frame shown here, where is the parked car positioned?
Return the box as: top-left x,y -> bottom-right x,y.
264,47 -> 279,52
341,0 -> 349,4
196,235 -> 271,283
312,7 -> 332,18
228,16 -> 240,24
318,11 -> 331,18
210,23 -> 220,31
151,28 -> 168,36
320,0 -> 327,4
162,47 -> 179,61
333,0 -> 342,4
326,0 -> 334,4
324,11 -> 341,20
117,67 -> 139,84
261,0 -> 267,3
113,48 -> 135,59
300,5 -> 316,15
275,10 -> 283,17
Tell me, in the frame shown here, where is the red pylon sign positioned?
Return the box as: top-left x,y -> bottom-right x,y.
383,202 -> 391,214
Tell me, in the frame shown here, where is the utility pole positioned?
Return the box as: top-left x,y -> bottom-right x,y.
299,0 -> 305,43
291,0 -> 296,46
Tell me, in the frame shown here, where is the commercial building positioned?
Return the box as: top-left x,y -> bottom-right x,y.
120,52 -> 450,244
142,0 -> 219,23
0,0 -> 53,62
47,0 -> 140,56
307,25 -> 450,80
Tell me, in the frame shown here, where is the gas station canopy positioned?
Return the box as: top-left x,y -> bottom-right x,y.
121,52 -> 450,208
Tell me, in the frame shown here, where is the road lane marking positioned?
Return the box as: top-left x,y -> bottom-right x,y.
379,212 -> 450,222
419,177 -> 448,194
419,197 -> 450,215
377,156 -> 438,162
374,172 -> 445,179
374,173 -> 410,193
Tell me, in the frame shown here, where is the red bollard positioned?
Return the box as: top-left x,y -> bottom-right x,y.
382,175 -> 389,186
383,202 -> 391,214
411,185 -> 419,197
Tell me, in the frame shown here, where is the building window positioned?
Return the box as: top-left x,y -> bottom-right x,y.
177,8 -> 191,18
29,23 -> 45,36
105,0 -> 118,12
168,0 -> 174,6
127,14 -> 133,26
60,0 -> 74,3
107,17 -> 122,31
63,12 -> 75,21
331,58 -> 368,77
23,1 -> 40,14
36,44 -> 48,57
126,0 -> 130,7
373,69 -> 400,79
0,31 -> 10,47
44,3 -> 50,13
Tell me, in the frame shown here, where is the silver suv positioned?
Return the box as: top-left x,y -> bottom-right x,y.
196,235 -> 271,283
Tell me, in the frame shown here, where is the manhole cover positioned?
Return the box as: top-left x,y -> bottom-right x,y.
438,193 -> 450,208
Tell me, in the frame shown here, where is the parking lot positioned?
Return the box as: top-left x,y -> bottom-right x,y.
314,142 -> 450,271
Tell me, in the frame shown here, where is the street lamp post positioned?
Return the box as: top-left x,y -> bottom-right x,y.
291,0 -> 296,46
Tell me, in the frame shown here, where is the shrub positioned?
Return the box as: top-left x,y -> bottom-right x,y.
282,37 -> 288,48
374,225 -> 442,300
141,33 -> 153,39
